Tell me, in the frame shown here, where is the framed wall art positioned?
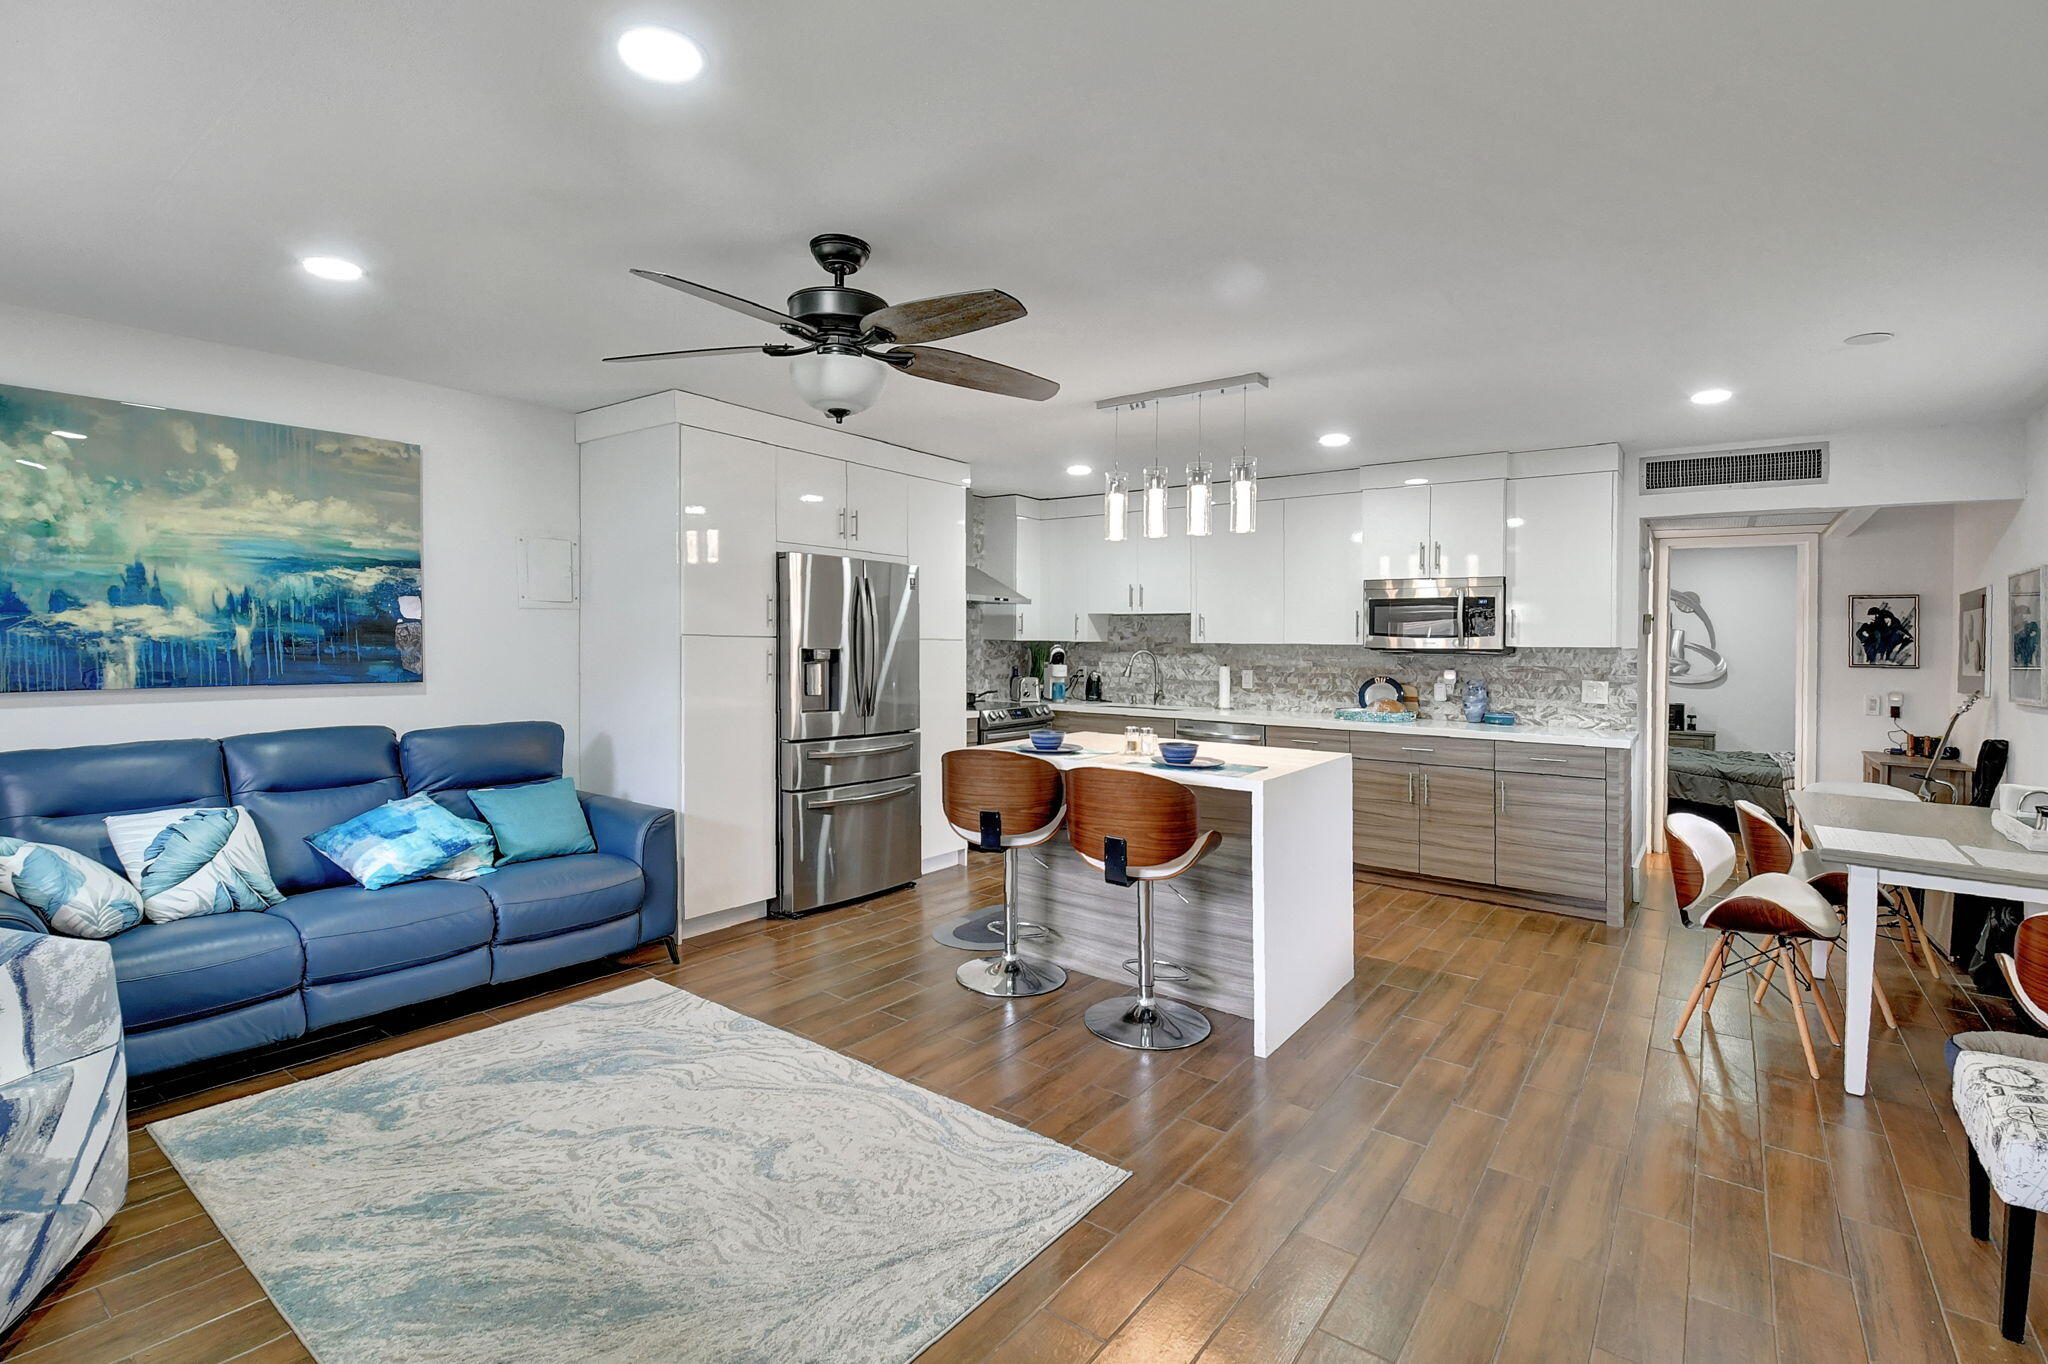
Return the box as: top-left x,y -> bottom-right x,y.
1958,586 -> 1988,693
2011,568 -> 2044,707
1847,593 -> 1918,669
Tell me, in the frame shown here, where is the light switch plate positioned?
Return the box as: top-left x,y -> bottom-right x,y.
1581,680 -> 1610,706
1865,694 -> 1880,716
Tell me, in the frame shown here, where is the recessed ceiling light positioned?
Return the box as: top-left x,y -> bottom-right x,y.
683,504 -> 706,515
1318,432 -> 1352,448
1689,388 -> 1733,405
1844,332 -> 1895,346
1505,517 -> 1526,528
1404,477 -> 1429,486
300,256 -> 364,282
49,430 -> 87,441
1066,463 -> 1093,476
799,493 -> 825,504
15,458 -> 48,470
617,25 -> 705,83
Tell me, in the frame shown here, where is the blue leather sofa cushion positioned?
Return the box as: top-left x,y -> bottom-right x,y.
224,727 -> 404,892
273,880 -> 495,984
401,722 -> 563,819
482,853 -> 642,943
0,738 -> 226,872
109,913 -> 304,1030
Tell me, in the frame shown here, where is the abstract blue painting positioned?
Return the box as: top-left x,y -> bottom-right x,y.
0,382 -> 422,692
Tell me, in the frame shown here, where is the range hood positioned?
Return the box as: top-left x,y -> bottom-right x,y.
966,564 -> 1030,605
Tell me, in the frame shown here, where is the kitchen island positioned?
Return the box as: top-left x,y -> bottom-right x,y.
979,730 -> 1353,1058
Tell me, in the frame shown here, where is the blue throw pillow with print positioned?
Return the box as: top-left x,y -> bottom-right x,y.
0,837 -> 144,938
309,795 -> 495,891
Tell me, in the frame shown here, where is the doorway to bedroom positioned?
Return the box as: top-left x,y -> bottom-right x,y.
1646,524 -> 1823,850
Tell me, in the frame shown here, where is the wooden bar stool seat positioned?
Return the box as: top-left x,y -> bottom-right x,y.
1066,767 -> 1222,1051
942,749 -> 1068,998
1668,812 -> 1843,1079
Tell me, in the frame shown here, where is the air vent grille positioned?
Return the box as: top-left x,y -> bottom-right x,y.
1641,443 -> 1828,493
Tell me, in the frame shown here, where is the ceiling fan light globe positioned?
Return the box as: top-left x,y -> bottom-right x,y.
789,351 -> 886,423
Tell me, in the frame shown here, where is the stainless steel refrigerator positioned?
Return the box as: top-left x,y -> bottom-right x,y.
772,552 -> 922,917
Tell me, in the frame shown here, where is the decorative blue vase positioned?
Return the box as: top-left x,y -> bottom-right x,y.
1462,680 -> 1490,723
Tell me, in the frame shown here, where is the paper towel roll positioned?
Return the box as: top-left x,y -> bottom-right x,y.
1218,665 -> 1232,711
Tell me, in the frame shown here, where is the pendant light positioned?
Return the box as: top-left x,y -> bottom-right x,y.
1186,392 -> 1214,536
1141,401 -> 1169,539
1104,405 -> 1127,541
1229,387 -> 1257,533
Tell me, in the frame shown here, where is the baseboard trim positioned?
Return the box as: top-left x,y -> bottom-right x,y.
921,849 -> 965,875
678,903 -> 767,939
1355,866 -> 1622,926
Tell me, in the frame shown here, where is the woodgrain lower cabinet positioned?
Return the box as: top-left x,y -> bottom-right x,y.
1417,767 -> 1496,883
1493,771 -> 1609,903
1352,759 -> 1420,873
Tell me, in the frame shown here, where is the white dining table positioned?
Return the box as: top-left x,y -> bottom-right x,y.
1789,789 -> 2048,1095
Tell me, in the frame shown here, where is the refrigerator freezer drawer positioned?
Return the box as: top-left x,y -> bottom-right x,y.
774,775 -> 923,917
780,731 -> 921,792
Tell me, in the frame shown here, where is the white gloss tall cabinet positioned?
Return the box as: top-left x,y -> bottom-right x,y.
576,391 -> 970,935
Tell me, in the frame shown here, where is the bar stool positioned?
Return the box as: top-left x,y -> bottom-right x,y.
1734,800 -> 1900,1029
942,749 -> 1068,998
1066,766 -> 1221,1051
1667,812 -> 1842,1079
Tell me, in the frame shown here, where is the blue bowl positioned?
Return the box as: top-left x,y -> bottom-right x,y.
1028,729 -> 1063,751
1158,741 -> 1198,765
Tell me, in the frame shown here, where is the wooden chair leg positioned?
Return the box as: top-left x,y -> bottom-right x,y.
1703,934 -> 1734,1011
1897,890 -> 1942,976
1672,935 -> 1727,1042
1870,965 -> 1899,1031
1971,1146 -> 1992,1241
2006,1204 -> 2036,1344
1791,947 -> 1843,1048
1752,951 -> 1778,1004
1781,941 -> 1822,1079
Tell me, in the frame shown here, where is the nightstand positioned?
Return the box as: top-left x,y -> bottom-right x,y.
1668,730 -> 1718,751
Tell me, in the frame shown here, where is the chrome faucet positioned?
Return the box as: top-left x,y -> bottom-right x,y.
1122,650 -> 1165,706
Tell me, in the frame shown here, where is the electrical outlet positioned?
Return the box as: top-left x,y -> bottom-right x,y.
1864,694 -> 1880,716
1581,680 -> 1610,706
1240,669 -> 1257,688
1888,691 -> 1904,720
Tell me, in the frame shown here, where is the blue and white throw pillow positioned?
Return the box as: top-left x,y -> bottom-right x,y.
104,806 -> 285,923
0,838 -> 144,939
426,816 -> 498,881
308,795 -> 495,891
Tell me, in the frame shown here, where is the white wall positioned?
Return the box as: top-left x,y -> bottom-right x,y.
1668,545 -> 1797,753
0,303 -> 582,757
1816,505 -> 1957,780
1953,399 -> 2048,782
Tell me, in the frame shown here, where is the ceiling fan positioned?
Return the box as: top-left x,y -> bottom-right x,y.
604,233 -> 1060,423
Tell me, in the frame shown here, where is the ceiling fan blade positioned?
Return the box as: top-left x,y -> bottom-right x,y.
863,290 -> 1026,345
602,345 -> 773,363
888,346 -> 1059,401
630,269 -> 813,332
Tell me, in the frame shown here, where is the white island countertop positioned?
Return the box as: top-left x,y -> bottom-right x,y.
995,730 -> 1349,790
1047,700 -> 1636,750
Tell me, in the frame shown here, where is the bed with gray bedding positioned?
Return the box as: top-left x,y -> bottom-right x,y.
1667,747 -> 1794,820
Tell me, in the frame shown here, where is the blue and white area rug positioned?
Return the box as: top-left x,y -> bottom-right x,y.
149,980 -> 1126,1364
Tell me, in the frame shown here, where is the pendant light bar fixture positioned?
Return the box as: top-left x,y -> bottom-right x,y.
1093,373 -> 1267,542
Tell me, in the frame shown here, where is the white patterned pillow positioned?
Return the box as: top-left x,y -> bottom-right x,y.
0,837 -> 143,939
1954,1051 -> 2048,1210
103,806 -> 285,923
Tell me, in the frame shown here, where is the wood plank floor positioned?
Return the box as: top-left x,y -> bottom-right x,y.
4,855 -> 2041,1363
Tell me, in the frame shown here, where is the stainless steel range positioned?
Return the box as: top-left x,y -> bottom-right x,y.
975,701 -> 1054,746
773,552 -> 921,918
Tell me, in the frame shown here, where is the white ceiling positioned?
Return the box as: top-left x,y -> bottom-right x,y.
6,1 -> 2048,496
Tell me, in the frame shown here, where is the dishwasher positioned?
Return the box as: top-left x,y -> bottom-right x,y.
1174,718 -> 1266,744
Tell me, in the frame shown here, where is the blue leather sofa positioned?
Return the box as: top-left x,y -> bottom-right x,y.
0,721 -> 678,1077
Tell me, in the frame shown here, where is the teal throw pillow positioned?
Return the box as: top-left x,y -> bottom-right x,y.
309,795 -> 495,891
468,778 -> 595,864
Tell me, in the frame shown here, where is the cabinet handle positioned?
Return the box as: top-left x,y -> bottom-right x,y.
1420,771 -> 1431,805
1509,606 -> 1517,644
1497,778 -> 1507,814
1128,584 -> 1134,608
1418,540 -> 1427,574
1525,756 -> 1570,764
850,509 -> 860,540
1400,745 -> 1435,753
1198,613 -> 1206,639
1289,739 -> 1319,747
1407,770 -> 1417,804
1355,608 -> 1362,642
837,508 -> 846,538
1074,613 -> 1080,637
766,593 -> 775,627
766,647 -> 774,680
1433,541 -> 1442,574
1139,583 -> 1145,609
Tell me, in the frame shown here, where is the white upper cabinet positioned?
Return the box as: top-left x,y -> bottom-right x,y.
679,428 -> 778,637
905,477 -> 965,640
775,448 -> 847,549
1191,500 -> 1287,643
1358,485 -> 1431,579
1283,492 -> 1367,644
1506,470 -> 1618,647
1134,528 -> 1192,613
1011,516 -> 1045,639
1039,514 -> 1108,640
1424,479 -> 1506,578
845,462 -> 909,557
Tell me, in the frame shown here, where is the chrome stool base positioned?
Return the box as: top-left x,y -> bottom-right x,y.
934,905 -> 1050,950
956,954 -> 1068,998
1085,995 -> 1211,1051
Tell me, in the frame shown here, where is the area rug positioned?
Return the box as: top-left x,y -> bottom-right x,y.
149,980 -> 1126,1363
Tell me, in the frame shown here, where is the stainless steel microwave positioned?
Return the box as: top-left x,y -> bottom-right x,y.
1363,576 -> 1508,651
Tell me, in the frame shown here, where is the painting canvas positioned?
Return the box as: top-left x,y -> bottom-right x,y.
2011,568 -> 2044,707
1847,593 -> 1917,669
0,382 -> 421,693
1958,586 -> 1988,693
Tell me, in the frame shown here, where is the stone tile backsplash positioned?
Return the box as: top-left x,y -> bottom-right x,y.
970,613 -> 1639,732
